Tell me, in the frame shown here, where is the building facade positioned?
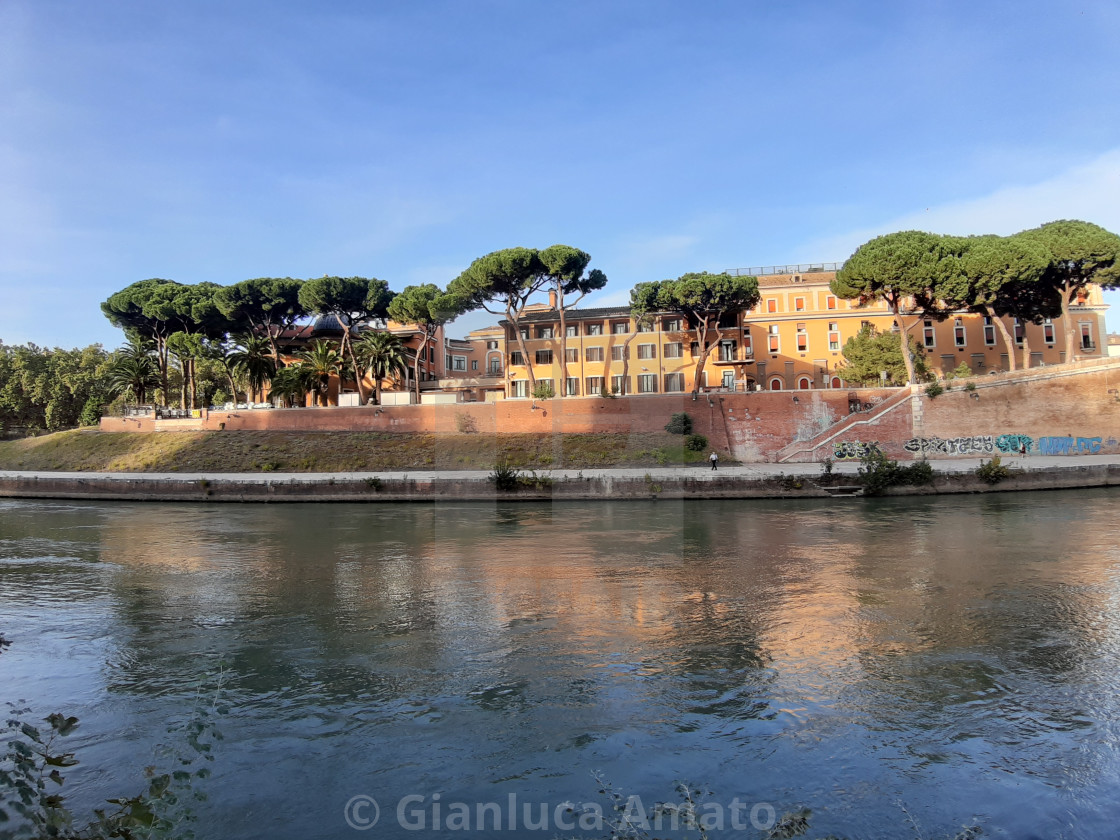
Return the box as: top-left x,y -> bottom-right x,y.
497,265 -> 1110,397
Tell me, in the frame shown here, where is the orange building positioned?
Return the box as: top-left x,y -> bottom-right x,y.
497,263 -> 1110,397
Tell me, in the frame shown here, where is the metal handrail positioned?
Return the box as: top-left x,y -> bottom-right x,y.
724,262 -> 840,277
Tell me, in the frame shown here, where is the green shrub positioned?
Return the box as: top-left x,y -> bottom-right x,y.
78,395 -> 104,427
685,434 -> 708,452
859,452 -> 934,496
976,455 -> 1012,485
925,382 -> 944,399
664,412 -> 693,435
490,461 -> 520,491
818,456 -> 834,485
531,382 -> 555,399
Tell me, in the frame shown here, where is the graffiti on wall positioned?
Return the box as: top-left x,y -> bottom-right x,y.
833,440 -> 881,460
903,434 -> 1034,455
901,433 -> 1111,456
1036,436 -> 1103,455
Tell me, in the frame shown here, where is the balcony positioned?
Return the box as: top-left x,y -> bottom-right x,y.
420,375 -> 506,390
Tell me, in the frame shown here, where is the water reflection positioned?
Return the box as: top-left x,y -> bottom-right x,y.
1,492 -> 1119,839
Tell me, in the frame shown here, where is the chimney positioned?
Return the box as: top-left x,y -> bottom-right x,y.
548,289 -> 557,309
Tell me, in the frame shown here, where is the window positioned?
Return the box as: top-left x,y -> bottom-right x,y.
519,329 -> 529,340
637,343 -> 656,360
663,342 -> 683,358
664,372 -> 685,392
445,354 -> 452,369
769,377 -> 783,390
826,296 -> 837,310
637,374 -> 658,393
564,348 -> 579,363
486,340 -> 498,350
766,299 -> 778,313
983,316 -> 996,346
796,323 -> 808,352
511,380 -> 528,398
1081,322 -> 1094,350
794,297 -> 805,312
565,325 -> 578,338
488,359 -> 502,375
585,346 -> 604,362
638,321 -> 655,333
1043,319 -> 1055,345
610,345 -> 628,361
954,318 -> 966,347
535,349 -> 553,365
718,340 -> 736,361
923,320 -> 936,349
536,326 -> 553,339
586,323 -> 603,336
797,376 -> 812,390
510,351 -> 524,366
452,356 -> 466,371
722,371 -> 734,389
611,321 -> 629,334
585,376 -> 603,395
429,347 -> 435,363
565,377 -> 579,396
471,360 -> 478,371
768,324 -> 780,354
1014,319 -> 1024,345
610,375 -> 629,395
662,317 -> 682,332
718,311 -> 738,329
742,332 -> 753,355
828,322 -> 840,351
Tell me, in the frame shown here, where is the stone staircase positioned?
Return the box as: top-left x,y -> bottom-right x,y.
775,387 -> 915,463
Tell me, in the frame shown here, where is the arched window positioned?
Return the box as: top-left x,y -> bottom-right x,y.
797,377 -> 812,390
831,376 -> 842,389
769,377 -> 783,391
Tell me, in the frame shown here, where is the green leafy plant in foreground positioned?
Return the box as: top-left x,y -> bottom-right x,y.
1,656 -> 226,840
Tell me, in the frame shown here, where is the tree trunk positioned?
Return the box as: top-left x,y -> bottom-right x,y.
509,306 -> 536,394
1061,281 -> 1076,362
157,335 -> 170,405
225,369 -> 238,403
188,358 -> 197,410
1021,333 -> 1032,370
557,286 -> 568,398
985,308 -> 1017,372
890,302 -> 917,385
342,329 -> 367,405
691,317 -> 713,393
413,332 -> 427,405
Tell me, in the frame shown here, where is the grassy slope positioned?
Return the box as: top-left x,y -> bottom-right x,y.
0,430 -> 714,473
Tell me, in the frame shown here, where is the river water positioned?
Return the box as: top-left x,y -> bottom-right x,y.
2,492 -> 1119,839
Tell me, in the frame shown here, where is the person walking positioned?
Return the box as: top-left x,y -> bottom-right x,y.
709,451 -> 719,471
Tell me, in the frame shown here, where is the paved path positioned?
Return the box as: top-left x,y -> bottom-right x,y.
3,453 -> 1118,484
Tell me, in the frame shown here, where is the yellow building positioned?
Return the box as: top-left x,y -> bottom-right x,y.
496,264 -> 1110,396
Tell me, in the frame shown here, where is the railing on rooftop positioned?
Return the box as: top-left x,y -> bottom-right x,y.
724,262 -> 841,277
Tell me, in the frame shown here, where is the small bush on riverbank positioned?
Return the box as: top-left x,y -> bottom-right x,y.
976,455 -> 1012,485
859,451 -> 934,496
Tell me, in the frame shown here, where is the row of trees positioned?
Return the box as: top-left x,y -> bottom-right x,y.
832,220 -> 1120,382
98,244 -> 610,407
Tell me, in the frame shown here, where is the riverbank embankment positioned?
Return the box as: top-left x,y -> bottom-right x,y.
1,455 -> 1117,502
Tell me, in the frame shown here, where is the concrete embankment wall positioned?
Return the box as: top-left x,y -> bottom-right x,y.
2,464 -> 1117,503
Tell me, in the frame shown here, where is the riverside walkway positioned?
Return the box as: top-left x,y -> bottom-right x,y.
3,452 -> 1120,484
1,454 -> 1118,503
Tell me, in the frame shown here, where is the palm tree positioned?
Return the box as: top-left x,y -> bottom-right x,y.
298,340 -> 342,406
106,342 -> 161,405
267,364 -> 315,408
354,331 -> 407,405
230,334 -> 277,403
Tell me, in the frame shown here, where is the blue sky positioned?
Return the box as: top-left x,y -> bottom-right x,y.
2,0 -> 1119,347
